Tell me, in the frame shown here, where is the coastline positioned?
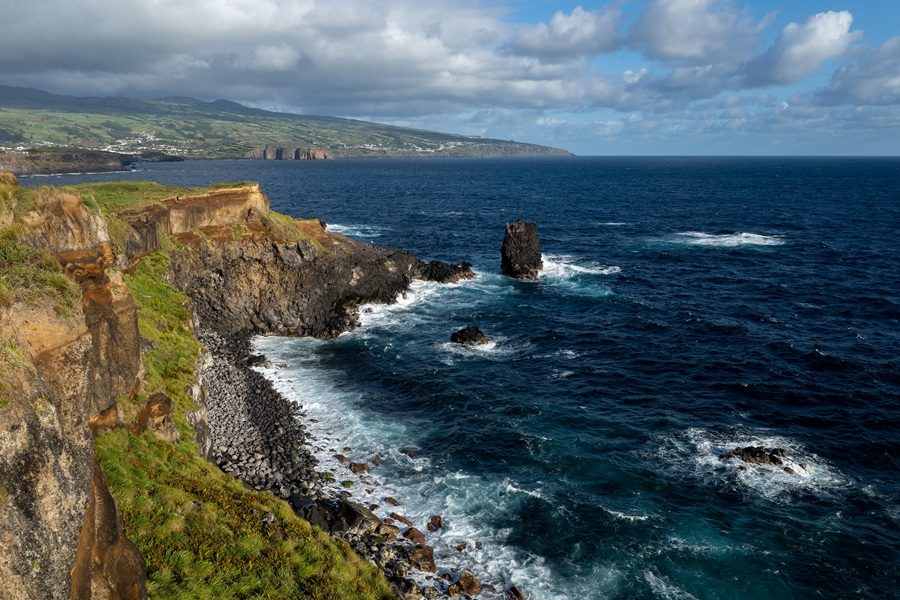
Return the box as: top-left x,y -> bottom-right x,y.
198,312 -> 502,599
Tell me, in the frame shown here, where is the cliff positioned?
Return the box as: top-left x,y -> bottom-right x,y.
0,175 -> 472,599
0,150 -> 130,176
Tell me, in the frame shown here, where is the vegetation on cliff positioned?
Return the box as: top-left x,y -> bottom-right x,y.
0,177 -> 394,599
0,85 -> 572,159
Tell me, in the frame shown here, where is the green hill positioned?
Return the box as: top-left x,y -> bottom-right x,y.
0,86 -> 571,158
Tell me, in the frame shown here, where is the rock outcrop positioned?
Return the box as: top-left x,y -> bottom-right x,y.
247,146 -> 333,160
720,446 -> 789,466
0,181 -> 145,599
450,326 -> 490,346
501,220 -> 542,280
0,150 -> 130,176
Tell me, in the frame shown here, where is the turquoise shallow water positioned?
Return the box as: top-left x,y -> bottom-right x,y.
34,157 -> 900,599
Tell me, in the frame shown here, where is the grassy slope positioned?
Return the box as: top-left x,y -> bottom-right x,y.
0,179 -> 394,599
0,86 -> 571,158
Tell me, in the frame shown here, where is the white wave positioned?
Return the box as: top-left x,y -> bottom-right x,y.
542,254 -> 621,278
604,507 -> 651,522
326,223 -> 391,239
666,231 -> 784,247
251,336 -> 591,600
656,427 -> 849,503
356,281 -> 447,330
438,336 -> 532,364
644,571 -> 699,600
598,222 -> 627,226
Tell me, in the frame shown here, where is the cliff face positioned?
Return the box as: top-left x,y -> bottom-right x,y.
0,185 -> 145,599
0,150 -> 129,176
1,177 -> 470,599
246,145 -> 332,160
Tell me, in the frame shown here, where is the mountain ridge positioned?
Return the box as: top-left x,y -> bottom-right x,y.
0,85 -> 572,159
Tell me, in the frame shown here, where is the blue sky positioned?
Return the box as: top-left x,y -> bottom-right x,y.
1,0 -> 898,155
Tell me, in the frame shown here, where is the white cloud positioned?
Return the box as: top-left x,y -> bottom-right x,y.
817,36 -> 900,105
630,0 -> 769,63
506,5 -> 621,59
749,11 -> 861,85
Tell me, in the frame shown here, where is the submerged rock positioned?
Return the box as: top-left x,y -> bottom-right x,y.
450,326 -> 490,346
501,220 -> 542,280
719,446 -> 789,467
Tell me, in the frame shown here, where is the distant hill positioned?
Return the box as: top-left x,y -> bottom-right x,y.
0,86 -> 572,159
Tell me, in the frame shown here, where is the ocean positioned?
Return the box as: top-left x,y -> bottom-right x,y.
31,157 -> 900,599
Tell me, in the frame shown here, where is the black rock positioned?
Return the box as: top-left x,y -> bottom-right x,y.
450,326 -> 490,346
418,259 -> 475,283
719,446 -> 789,467
501,220 -> 542,280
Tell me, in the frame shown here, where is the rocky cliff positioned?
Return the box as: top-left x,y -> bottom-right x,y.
0,182 -> 145,599
246,145 -> 332,160
0,150 -> 130,176
0,175 -> 472,599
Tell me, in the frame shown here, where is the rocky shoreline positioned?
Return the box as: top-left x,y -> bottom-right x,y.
198,326 -> 502,599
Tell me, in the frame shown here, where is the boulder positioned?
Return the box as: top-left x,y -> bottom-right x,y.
505,585 -> 527,599
450,326 -> 490,346
427,515 -> 443,532
719,446 -> 789,466
135,391 -> 179,443
418,260 -> 475,283
405,545 -> 436,572
349,462 -> 369,474
448,571 -> 481,597
403,527 -> 426,545
501,220 -> 542,280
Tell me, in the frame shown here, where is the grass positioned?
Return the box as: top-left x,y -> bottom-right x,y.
0,225 -> 79,313
96,429 -> 394,599
96,245 -> 394,599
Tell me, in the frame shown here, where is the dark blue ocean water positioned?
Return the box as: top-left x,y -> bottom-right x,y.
32,158 -> 900,599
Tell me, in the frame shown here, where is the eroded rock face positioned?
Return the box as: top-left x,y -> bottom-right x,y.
135,392 -> 179,443
501,220 -> 542,280
70,459 -> 147,600
170,232 -> 423,338
0,186 -> 145,600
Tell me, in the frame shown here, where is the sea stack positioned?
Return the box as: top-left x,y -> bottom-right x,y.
501,219 -> 542,280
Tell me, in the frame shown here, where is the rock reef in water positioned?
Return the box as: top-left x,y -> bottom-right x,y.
501,219 -> 542,280
450,326 -> 490,346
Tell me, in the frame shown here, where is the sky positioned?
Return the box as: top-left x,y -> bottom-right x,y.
1,0 -> 898,155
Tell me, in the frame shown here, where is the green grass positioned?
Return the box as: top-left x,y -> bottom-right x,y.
97,430 -> 393,599
0,95 -> 570,158
0,225 -> 79,313
96,246 -> 394,599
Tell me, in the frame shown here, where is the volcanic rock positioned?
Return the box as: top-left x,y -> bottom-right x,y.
405,545 -> 437,572
418,260 -> 475,283
403,527 -> 426,545
450,326 -> 490,346
501,220 -> 542,280
427,515 -> 443,532
505,585 -> 527,600
448,571 -> 481,597
719,446 -> 789,466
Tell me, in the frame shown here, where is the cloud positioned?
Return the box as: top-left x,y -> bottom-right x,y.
816,36 -> 900,105
747,11 -> 861,85
506,5 -> 621,59
630,0 -> 769,64
0,0 -> 893,154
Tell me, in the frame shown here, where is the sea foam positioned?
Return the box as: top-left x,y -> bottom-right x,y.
665,232 -> 785,247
